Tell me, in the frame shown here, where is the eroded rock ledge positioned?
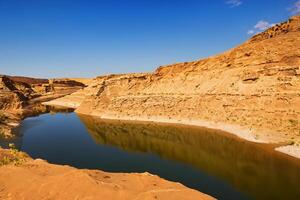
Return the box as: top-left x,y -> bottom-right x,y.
0,75 -> 86,137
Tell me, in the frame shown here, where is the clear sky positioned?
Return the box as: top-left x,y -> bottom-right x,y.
0,0 -> 299,78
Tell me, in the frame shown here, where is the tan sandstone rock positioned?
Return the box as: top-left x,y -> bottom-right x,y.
45,15 -> 300,147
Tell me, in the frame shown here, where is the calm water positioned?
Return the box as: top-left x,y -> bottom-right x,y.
6,112 -> 300,200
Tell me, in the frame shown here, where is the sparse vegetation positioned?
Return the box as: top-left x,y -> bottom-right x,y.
0,143 -> 27,166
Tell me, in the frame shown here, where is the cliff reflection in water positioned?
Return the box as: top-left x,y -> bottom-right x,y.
78,115 -> 300,200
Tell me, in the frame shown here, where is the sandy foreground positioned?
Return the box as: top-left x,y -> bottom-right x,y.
0,158 -> 214,200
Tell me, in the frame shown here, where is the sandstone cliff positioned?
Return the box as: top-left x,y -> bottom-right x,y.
0,75 -> 86,137
47,16 -> 300,147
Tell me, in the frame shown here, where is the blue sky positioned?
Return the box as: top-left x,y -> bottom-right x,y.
0,0 -> 299,78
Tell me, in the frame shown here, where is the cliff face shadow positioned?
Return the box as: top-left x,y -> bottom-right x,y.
78,114 -> 300,200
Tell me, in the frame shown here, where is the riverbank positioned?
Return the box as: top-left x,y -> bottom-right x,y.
12,112 -> 300,200
43,96 -> 300,160
89,114 -> 268,143
42,97 -> 280,143
74,112 -> 300,160
0,148 -> 214,200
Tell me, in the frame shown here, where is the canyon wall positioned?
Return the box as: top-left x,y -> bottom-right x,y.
53,16 -> 300,144
0,75 -> 86,111
0,75 -> 87,137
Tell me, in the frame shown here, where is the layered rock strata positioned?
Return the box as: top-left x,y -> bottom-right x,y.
0,75 -> 86,137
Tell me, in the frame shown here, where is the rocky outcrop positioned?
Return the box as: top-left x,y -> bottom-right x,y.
0,75 -> 87,138
8,76 -> 48,85
42,77 -> 105,108
0,75 -> 86,111
249,15 -> 300,42
32,78 -> 86,94
0,76 -> 29,110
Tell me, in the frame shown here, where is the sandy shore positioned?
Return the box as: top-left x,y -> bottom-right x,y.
42,100 -> 79,109
77,113 -> 300,160
43,99 -> 300,160
44,100 -> 262,144
81,113 -> 269,143
275,145 -> 300,159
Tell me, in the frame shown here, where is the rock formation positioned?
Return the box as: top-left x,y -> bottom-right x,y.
48,15 -> 300,147
0,75 -> 86,137
0,75 -> 31,110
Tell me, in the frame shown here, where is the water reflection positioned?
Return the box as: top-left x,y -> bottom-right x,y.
79,114 -> 300,200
